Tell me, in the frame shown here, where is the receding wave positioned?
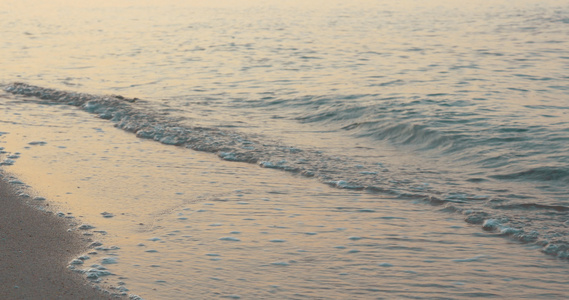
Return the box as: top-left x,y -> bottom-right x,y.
4,82 -> 423,190
4,82 -> 569,261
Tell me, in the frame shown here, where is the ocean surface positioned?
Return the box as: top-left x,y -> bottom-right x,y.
1,0 -> 569,299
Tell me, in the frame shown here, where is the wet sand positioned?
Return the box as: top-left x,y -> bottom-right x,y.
0,175 -> 121,300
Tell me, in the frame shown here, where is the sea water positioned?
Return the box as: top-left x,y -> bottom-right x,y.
1,0 -> 569,299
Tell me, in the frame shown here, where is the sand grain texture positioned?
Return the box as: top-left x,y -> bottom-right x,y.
0,176 -> 120,300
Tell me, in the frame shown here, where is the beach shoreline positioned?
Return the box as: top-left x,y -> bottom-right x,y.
0,173 -> 124,300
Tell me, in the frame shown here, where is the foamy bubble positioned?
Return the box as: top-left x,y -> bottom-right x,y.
101,257 -> 118,264
101,212 -> 114,218
70,259 -> 84,265
219,237 -> 240,241
0,159 -> 16,165
482,219 -> 500,231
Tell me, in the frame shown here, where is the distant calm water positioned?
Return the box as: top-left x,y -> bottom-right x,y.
2,0 -> 569,298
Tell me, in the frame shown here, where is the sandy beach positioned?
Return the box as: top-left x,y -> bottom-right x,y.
2,0 -> 569,298
0,175 -> 122,300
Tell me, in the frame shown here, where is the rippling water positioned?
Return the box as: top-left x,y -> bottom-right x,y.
1,0 -> 569,298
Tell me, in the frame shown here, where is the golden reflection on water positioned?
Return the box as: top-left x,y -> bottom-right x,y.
2,0 -> 567,106
2,0 -> 569,298
2,92 -> 569,299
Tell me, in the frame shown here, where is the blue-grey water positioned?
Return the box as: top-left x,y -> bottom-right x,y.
1,0 -> 569,299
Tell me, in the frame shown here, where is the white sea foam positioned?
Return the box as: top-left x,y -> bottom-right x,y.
0,159 -> 13,166
101,257 -> 118,265
482,219 -> 500,231
70,259 -> 84,265
3,2 -> 569,298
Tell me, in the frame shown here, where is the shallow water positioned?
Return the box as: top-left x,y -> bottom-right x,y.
2,94 -> 569,299
1,0 -> 569,298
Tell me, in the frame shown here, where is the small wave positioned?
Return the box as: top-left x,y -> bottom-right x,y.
3,83 -> 409,193
295,106 -> 368,124
493,203 -> 569,212
5,82 -> 569,261
3,83 -> 484,207
353,121 -> 461,153
490,166 -> 569,183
